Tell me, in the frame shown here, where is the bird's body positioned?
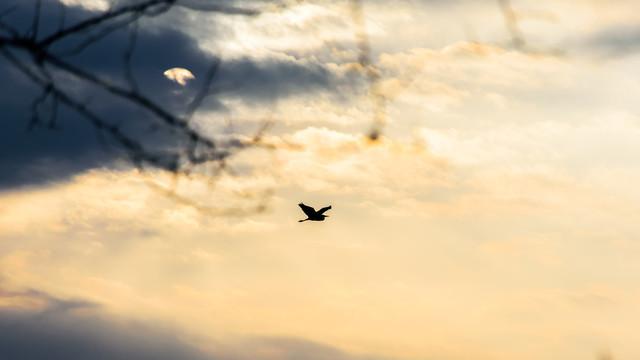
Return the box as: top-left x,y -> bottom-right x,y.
298,203 -> 332,222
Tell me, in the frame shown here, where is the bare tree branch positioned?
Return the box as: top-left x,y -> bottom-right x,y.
27,0 -> 42,40
56,13 -> 141,57
184,57 -> 221,121
38,0 -> 176,48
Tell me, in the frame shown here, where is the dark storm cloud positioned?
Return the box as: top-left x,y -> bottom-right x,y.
0,59 -> 107,190
0,295 -> 213,360
217,57 -> 341,101
0,0 -> 218,189
0,0 -> 352,190
0,292 -> 391,360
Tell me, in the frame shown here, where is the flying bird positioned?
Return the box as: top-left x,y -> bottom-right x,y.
298,203 -> 332,222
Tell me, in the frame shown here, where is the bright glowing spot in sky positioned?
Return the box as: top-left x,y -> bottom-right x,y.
163,68 -> 195,86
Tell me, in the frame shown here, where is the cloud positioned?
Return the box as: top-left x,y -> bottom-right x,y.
377,42 -> 569,99
0,168 -> 281,240
273,127 -> 451,198
0,293 -> 214,360
212,337 -> 389,360
59,0 -> 109,11
581,25 -> 640,58
213,55 -> 361,105
0,0 -> 359,190
0,289 -> 390,360
0,0 -> 217,189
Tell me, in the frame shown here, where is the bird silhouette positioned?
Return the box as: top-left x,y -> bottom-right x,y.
298,203 -> 332,222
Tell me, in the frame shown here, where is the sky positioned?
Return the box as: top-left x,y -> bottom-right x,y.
1,0 -> 640,359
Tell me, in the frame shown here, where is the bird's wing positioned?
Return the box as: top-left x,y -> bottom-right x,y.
316,205 -> 332,215
298,203 -> 316,216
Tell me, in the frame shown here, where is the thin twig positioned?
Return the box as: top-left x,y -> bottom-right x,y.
56,13 -> 141,57
123,19 -> 140,92
184,57 -> 221,120
27,0 -> 41,41
38,0 -> 175,47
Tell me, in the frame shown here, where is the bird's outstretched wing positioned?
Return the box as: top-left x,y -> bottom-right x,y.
298,203 -> 316,217
317,205 -> 332,215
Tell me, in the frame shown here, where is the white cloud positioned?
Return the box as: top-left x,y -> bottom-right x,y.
59,0 -> 110,11
273,127 -> 452,198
